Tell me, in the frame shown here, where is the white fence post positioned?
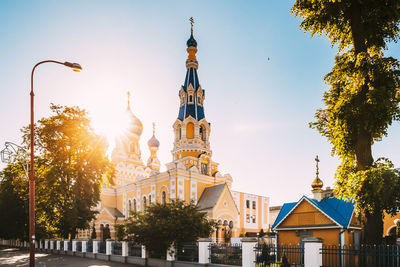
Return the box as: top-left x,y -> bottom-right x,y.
198,237 -> 212,264
82,240 -> 88,253
64,240 -> 69,251
50,240 -> 54,250
303,237 -> 323,267
72,240 -> 77,252
166,243 -> 176,261
106,239 -> 114,255
241,237 -> 257,267
56,240 -> 60,251
141,245 -> 148,259
93,240 -> 99,254
122,241 -> 128,257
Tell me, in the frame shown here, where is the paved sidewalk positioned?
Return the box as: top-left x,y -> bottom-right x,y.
0,247 -> 140,267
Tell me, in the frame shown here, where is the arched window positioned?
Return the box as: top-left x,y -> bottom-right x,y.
200,125 -> 206,141
162,191 -> 166,205
133,199 -> 137,212
177,126 -> 181,140
128,200 -> 131,215
143,196 -> 147,213
149,195 -> 152,205
186,123 -> 194,139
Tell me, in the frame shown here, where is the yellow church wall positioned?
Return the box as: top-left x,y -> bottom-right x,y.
383,212 -> 400,236
258,197 -> 262,227
116,194 -> 123,213
280,200 -> 335,227
100,193 -> 116,208
264,202 -> 268,228
156,180 -> 170,203
239,193 -> 244,229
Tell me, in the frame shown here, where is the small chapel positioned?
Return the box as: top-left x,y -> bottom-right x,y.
85,20 -> 271,242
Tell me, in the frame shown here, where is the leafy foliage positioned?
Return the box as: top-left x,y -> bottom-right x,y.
116,200 -> 215,257
0,104 -> 113,239
292,0 -> 400,244
311,50 -> 400,159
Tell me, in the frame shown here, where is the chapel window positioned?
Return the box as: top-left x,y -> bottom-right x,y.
201,163 -> 208,175
189,95 -> 193,103
133,199 -> 137,212
162,191 -> 166,205
200,126 -> 206,141
246,200 -> 250,209
149,195 -> 152,205
252,216 -> 256,223
252,201 -> 256,209
143,197 -> 147,213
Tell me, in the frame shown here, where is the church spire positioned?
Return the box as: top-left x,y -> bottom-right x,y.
177,18 -> 205,121
147,122 -> 160,171
312,155 -> 324,201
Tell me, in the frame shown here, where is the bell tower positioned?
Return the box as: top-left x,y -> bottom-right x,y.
171,18 -> 219,176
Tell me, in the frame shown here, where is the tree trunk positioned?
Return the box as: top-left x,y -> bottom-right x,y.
349,0 -> 383,245
360,210 -> 383,245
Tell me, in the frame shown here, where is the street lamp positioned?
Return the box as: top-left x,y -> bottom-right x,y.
29,60 -> 82,267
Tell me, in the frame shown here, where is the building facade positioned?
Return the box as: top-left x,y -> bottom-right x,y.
90,24 -> 270,242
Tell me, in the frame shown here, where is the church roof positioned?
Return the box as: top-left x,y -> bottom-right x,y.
197,183 -> 226,211
272,195 -> 355,230
104,206 -> 125,219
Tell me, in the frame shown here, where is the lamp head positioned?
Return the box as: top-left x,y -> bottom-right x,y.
64,62 -> 82,72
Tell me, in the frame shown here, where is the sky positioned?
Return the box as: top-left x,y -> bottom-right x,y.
0,0 -> 399,206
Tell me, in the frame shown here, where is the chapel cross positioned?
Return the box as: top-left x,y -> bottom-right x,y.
315,155 -> 320,177
189,17 -> 194,34
127,91 -> 131,106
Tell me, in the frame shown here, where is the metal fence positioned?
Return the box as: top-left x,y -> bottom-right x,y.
60,241 -> 64,251
113,242 -> 122,255
177,243 -> 198,262
255,244 -> 304,267
76,241 -> 81,252
321,244 -> 400,267
99,241 -> 106,254
210,243 -> 242,266
87,241 -> 92,252
67,241 -> 72,251
128,242 -> 142,257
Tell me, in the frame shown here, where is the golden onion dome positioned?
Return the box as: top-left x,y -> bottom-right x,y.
312,177 -> 323,190
126,106 -> 143,137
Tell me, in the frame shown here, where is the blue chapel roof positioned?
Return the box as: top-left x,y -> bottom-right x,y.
272,196 -> 355,230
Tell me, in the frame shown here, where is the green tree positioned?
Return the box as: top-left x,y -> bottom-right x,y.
0,104 -> 113,240
116,200 -> 215,258
292,0 -> 400,244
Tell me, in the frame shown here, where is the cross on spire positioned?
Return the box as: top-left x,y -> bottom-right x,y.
315,155 -> 320,178
152,122 -> 155,136
127,91 -> 131,107
189,17 -> 194,34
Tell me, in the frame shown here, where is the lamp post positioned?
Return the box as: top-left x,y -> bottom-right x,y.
29,60 -> 82,267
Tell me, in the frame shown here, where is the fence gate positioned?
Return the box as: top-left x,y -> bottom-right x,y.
255,244 -> 304,267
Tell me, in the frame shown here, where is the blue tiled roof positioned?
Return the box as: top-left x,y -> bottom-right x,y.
272,196 -> 355,230
178,67 -> 205,121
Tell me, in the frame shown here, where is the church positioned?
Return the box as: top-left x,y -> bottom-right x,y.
88,21 -> 271,242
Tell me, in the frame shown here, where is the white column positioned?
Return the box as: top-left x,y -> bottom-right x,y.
303,237 -> 323,267
241,237 -> 257,267
72,240 -> 77,252
64,240 -> 69,251
82,240 -> 88,253
44,239 -> 48,250
122,241 -> 128,257
56,240 -> 60,251
106,239 -> 114,255
166,243 -> 176,261
93,240 -> 99,254
50,240 -> 54,250
198,238 -> 212,264
141,245 -> 147,259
